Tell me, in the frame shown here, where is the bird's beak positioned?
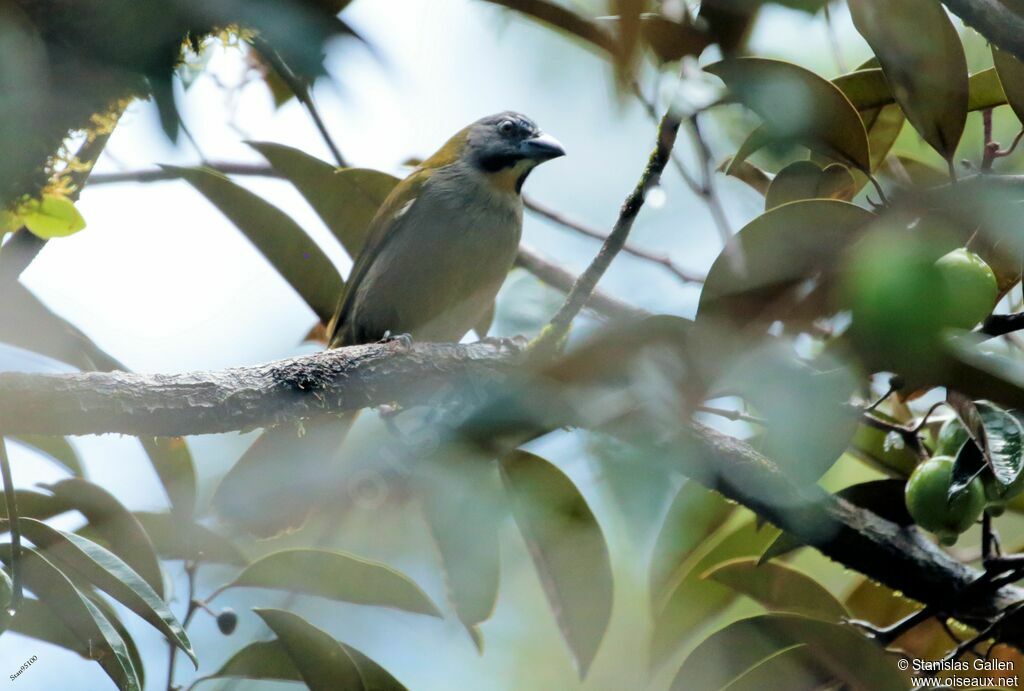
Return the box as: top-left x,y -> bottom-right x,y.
520,133 -> 566,162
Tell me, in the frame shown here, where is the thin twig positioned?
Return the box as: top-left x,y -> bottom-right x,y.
542,109 -> 682,339
250,37 -> 346,167
524,196 -> 705,284
166,561 -> 198,691
0,439 -> 21,610
695,405 -> 766,425
994,128 -> 1024,159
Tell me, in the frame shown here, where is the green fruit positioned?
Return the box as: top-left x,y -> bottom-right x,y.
935,248 -> 998,330
905,456 -> 985,541
935,418 -> 970,456
983,469 -> 1024,506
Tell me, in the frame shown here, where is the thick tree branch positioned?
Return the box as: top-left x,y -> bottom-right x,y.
982,312 -> 1024,339
0,344 -> 1022,638
942,0 -> 1024,63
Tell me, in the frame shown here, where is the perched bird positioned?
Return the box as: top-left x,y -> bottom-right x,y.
215,112 -> 565,534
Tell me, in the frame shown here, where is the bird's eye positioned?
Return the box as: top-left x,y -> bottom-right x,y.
499,120 -> 516,135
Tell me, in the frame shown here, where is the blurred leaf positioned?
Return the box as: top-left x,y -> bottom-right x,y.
719,157 -> 771,195
42,479 -> 163,597
132,512 -> 247,566
993,47 -> 1024,126
481,0 -> 618,54
253,608 -> 365,691
207,640 -> 302,682
139,437 -> 195,518
473,300 -> 496,339
703,557 -> 848,621
849,0 -> 968,161
0,489 -> 67,521
613,0 -> 645,78
850,416 -> 919,477
248,142 -> 399,258
883,155 -> 948,188
168,165 -> 342,323
7,597 -> 87,655
640,13 -> 712,63
17,517 -> 195,665
149,77 -> 180,144
9,435 -> 83,477
499,450 -> 612,677
651,519 -> 780,667
860,104 -> 905,174
707,58 -> 870,171
697,200 -> 874,329
764,161 -> 854,210
0,283 -> 126,372
724,125 -> 772,175
718,644 -> 833,691
649,481 -> 734,608
758,531 -> 803,565
671,613 -> 903,690
831,68 -> 892,110
223,549 -> 441,617
21,195 -> 86,239
18,548 -> 141,691
418,454 -> 504,643
969,67 -> 1008,111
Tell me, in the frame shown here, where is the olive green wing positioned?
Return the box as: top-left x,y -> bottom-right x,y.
326,167 -> 434,347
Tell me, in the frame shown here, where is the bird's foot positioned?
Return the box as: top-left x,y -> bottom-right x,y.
479,335 -> 528,352
380,331 -> 414,351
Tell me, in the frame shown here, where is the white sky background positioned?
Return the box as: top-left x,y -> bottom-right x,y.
0,2 -> 873,689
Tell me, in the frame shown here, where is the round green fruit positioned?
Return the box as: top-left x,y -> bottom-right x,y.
935,418 -> 970,457
935,248 -> 998,330
905,455 -> 985,542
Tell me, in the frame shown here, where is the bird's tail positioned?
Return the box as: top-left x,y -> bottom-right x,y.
212,411 -> 358,537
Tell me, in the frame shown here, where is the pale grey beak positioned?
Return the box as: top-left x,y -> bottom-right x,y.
521,133 -> 566,162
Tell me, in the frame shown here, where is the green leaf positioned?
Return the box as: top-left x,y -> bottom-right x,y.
716,644 -> 833,691
719,157 -> 771,196
132,512 -> 247,566
20,195 -> 86,239
17,547 -> 141,691
993,47 -> 1024,127
418,454 -> 504,644
480,0 -> 618,55
42,479 -> 163,597
250,610 -> 360,691
639,13 -> 712,63
651,519 -> 781,668
16,517 -> 196,666
223,549 -> 441,617
831,68 -> 892,111
848,0 -> 968,161
974,401 -> 1023,488
86,593 -> 147,690
703,558 -> 848,621
764,161 -> 854,210
671,613 -> 904,690
499,450 -> 612,678
0,489 -> 68,522
9,435 -> 83,477
167,165 -> 342,323
139,437 -> 196,518
706,58 -> 870,171
969,67 -> 1008,111
7,598 -> 87,655
649,481 -> 734,609
697,200 -> 875,329
248,142 -> 400,259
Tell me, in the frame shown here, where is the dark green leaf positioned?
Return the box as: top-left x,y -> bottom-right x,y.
41,479 -> 163,597
849,0 -> 968,160
18,548 -> 141,691
480,0 -> 618,54
993,47 -> 1024,127
836,479 -> 913,526
649,481 -> 734,609
711,644 -> 833,691
139,437 -> 196,518
719,157 -> 771,196
248,142 -> 400,259
671,613 -> 903,690
167,165 -> 342,323
17,518 -> 195,665
499,450 -> 612,677
253,608 -> 365,691
9,435 -> 83,477
969,67 -> 1008,111
87,593 -> 147,690
703,557 -> 848,621
223,549 -> 441,617
697,200 -> 875,329
207,640 -> 302,682
707,58 -> 870,171
132,512 -> 247,566
763,161 -> 854,210
640,13 -> 712,63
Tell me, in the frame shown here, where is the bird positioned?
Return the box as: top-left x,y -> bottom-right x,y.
214,112 -> 565,534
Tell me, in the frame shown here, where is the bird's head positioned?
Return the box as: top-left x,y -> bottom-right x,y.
423,112 -> 565,194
